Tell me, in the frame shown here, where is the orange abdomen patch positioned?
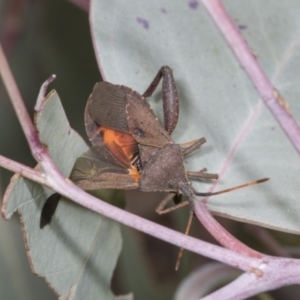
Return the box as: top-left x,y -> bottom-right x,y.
100,126 -> 140,182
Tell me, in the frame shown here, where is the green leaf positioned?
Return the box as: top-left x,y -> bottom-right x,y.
90,1 -> 300,234
3,91 -> 131,300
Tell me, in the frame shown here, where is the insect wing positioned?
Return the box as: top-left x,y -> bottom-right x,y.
125,94 -> 173,148
70,146 -> 139,191
86,81 -> 133,135
85,81 -> 140,169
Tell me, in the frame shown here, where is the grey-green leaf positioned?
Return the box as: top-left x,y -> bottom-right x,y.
3,91 -> 131,300
90,1 -> 300,234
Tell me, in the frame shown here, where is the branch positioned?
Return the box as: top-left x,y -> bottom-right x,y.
201,0 -> 300,154
0,155 -> 46,186
195,201 -> 262,258
0,153 -> 255,272
201,256 -> 300,299
0,45 -> 43,156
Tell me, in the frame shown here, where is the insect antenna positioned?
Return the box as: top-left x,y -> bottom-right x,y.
195,178 -> 269,197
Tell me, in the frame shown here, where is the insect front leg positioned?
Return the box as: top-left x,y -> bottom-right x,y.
156,192 -> 195,271
187,169 -> 219,180
155,192 -> 190,215
143,66 -> 179,135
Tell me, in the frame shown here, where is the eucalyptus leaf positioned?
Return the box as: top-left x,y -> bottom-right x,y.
90,1 -> 300,234
2,91 -> 131,300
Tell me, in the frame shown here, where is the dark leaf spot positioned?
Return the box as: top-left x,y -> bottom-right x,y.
188,0 -> 199,10
40,193 -> 61,228
136,17 -> 149,29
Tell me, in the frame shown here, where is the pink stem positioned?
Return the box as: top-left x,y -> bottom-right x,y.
201,0 -> 300,153
0,155 -> 46,186
48,179 -> 257,271
0,45 -> 43,159
0,45 -> 65,180
195,201 -> 262,258
201,256 -> 300,299
35,74 -> 56,112
194,93 -> 264,257
195,0 -> 300,259
0,153 -> 256,271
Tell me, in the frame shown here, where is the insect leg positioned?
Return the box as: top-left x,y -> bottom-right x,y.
155,192 -> 190,215
143,66 -> 179,135
187,169 -> 219,180
155,193 -> 194,270
181,137 -> 206,157
180,138 -> 219,179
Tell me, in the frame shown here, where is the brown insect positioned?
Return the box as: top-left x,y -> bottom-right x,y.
41,66 -> 268,268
